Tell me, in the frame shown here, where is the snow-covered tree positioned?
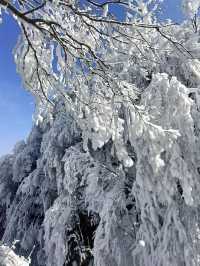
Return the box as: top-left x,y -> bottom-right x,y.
1,0 -> 200,266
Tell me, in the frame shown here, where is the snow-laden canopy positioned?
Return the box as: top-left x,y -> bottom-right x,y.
1,0 -> 200,266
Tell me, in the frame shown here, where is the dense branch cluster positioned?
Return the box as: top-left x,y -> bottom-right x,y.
1,0 -> 200,266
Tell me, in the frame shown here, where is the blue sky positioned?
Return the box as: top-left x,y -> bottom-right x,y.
0,14 -> 34,156
0,0 -> 183,156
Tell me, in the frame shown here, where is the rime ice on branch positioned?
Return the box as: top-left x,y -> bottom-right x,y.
1,0 -> 200,266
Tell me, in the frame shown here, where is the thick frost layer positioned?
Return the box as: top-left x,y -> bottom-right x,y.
0,245 -> 30,266
2,2 -> 200,266
182,0 -> 200,17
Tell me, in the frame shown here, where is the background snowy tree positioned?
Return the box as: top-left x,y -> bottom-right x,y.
1,0 -> 200,265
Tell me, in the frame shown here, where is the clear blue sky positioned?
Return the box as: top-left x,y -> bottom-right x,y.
0,0 -> 183,156
0,14 -> 34,156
